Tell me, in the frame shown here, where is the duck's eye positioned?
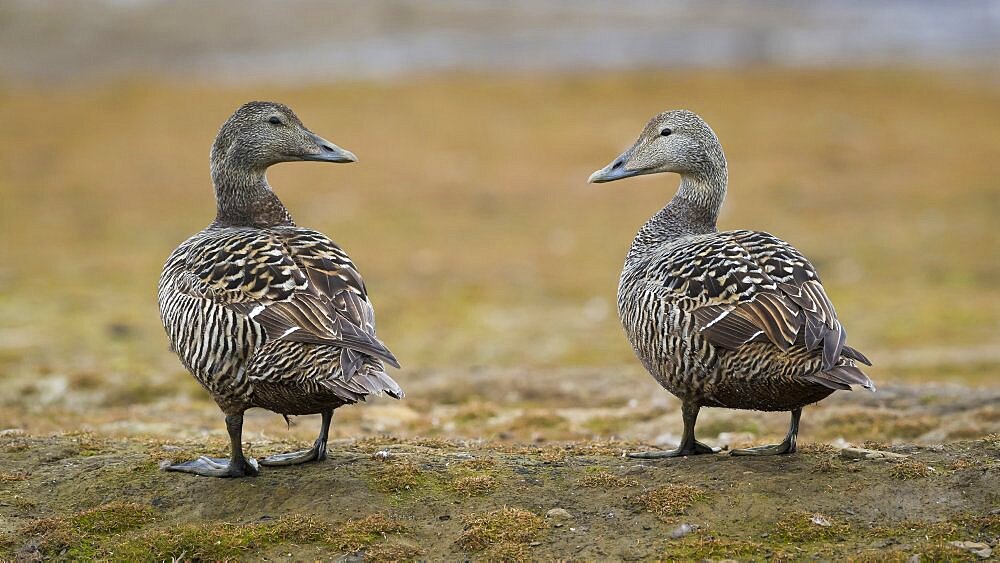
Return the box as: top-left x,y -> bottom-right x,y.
661,128 -> 672,137
268,116 -> 282,125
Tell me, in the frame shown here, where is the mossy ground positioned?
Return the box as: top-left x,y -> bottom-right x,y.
1,433 -> 997,560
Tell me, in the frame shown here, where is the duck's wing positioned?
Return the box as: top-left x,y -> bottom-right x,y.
176,226 -> 399,376
647,229 -> 871,387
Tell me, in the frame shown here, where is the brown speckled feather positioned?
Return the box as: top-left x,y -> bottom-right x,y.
653,229 -> 866,372
175,226 -> 399,377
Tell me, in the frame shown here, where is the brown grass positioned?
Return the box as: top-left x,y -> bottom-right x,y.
577,467 -> 640,488
456,507 -> 547,552
632,484 -> 706,520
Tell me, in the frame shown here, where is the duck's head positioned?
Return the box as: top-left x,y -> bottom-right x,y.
588,109 -> 725,184
212,101 -> 356,171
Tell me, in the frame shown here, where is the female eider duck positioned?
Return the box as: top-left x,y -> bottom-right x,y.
589,110 -> 873,457
158,102 -> 402,477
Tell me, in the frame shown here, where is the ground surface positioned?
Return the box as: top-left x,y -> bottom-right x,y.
2,374 -> 999,561
1,433 -> 998,561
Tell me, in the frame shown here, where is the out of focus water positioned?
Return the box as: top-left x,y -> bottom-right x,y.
1,0 -> 998,83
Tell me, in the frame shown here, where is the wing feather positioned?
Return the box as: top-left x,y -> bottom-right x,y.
177,226 -> 399,370
650,230 -> 870,375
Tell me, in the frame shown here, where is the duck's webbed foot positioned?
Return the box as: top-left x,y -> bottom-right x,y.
628,401 -> 720,459
259,439 -> 327,466
166,456 -> 260,478
165,413 -> 259,478
628,440 -> 720,459
260,408 -> 333,467
730,408 -> 801,457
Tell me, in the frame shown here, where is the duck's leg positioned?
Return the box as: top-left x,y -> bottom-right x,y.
628,401 -> 720,459
260,408 -> 333,466
731,408 -> 800,456
166,413 -> 260,477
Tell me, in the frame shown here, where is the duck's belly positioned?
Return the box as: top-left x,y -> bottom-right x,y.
243,341 -> 353,415
620,297 -> 833,411
158,286 -> 261,405
699,377 -> 833,411
249,380 -> 347,415
619,296 -> 717,401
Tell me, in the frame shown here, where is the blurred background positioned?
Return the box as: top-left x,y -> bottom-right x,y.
1,1 -> 998,449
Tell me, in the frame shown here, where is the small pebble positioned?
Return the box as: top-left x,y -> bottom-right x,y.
546,508 -> 573,520
669,523 -> 695,539
950,541 -> 992,559
840,447 -> 908,460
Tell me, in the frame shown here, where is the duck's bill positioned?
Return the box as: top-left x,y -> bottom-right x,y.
588,151 -> 639,183
302,132 -> 357,163
589,163 -> 631,183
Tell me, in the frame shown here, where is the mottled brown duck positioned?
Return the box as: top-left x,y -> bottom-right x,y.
589,109 -> 873,458
158,102 -> 402,477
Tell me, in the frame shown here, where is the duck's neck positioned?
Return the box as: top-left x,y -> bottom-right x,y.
210,157 -> 293,228
627,169 -> 727,261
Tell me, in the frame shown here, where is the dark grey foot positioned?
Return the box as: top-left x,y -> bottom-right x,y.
166,456 -> 260,477
628,440 -> 721,459
732,408 -> 801,456
730,438 -> 796,456
259,440 -> 327,467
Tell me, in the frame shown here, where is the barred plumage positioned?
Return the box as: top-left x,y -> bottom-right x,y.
590,109 -> 873,457
158,101 -> 401,477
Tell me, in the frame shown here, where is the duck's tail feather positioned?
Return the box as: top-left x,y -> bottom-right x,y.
803,365 -> 876,392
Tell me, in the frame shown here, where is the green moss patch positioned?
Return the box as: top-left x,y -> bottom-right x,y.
482,540 -> 532,561
451,474 -> 497,497
453,457 -> 497,471
13,505 -> 408,561
455,507 -> 547,552
871,513 -> 999,543
853,541 -> 978,562
116,513 -> 402,560
332,513 -> 408,553
113,516 -> 332,560
632,484 -> 706,520
772,512 -> 849,543
368,460 -> 431,494
577,467 -> 639,488
888,460 -> 936,480
362,539 -> 425,562
447,456 -> 507,497
20,502 -> 155,558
